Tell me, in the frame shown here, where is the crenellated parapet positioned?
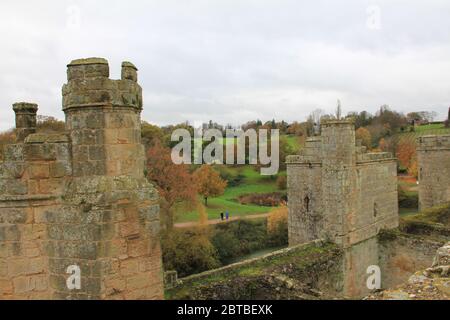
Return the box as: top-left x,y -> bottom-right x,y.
417,134 -> 450,210
417,134 -> 450,151
287,120 -> 399,297
62,58 -> 142,111
0,58 -> 163,300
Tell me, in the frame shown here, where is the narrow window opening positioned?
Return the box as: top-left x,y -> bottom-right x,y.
304,196 -> 310,212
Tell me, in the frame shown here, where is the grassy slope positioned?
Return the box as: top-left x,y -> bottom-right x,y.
175,134 -> 301,223
175,166 -> 282,223
285,134 -> 302,152
396,123 -> 450,143
402,203 -> 450,226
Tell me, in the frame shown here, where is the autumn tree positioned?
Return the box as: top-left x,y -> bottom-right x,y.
356,127 -> 372,149
194,165 -> 227,206
146,141 -> 197,229
396,139 -> 417,177
286,121 -> 305,136
36,115 -> 65,133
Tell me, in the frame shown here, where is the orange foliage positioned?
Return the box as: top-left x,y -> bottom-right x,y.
396,140 -> 416,168
396,140 -> 417,177
407,159 -> 418,178
193,165 -> 227,206
267,206 -> 288,235
146,141 -> 197,229
356,127 -> 372,148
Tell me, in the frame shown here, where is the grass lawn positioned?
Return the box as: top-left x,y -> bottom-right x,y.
399,207 -> 419,217
285,135 -> 302,153
174,134 -> 301,223
175,165 -> 282,223
396,123 -> 450,144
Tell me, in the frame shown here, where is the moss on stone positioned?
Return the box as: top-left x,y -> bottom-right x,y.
68,57 -> 108,66
166,240 -> 343,300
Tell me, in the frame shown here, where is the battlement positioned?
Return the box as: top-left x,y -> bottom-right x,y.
417,134 -> 450,210
356,152 -> 395,163
287,120 -> 398,297
63,58 -> 142,111
0,58 -> 163,300
287,121 -> 398,248
417,134 -> 450,151
321,119 -> 354,127
286,124 -> 395,165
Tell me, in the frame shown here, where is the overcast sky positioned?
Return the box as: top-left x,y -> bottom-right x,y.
0,0 -> 449,131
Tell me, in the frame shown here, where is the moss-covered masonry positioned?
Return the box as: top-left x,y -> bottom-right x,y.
0,58 -> 163,300
417,135 -> 450,210
286,121 -> 399,297
166,240 -> 344,300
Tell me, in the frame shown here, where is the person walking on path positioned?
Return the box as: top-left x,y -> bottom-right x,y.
220,212 -> 224,221
225,211 -> 229,221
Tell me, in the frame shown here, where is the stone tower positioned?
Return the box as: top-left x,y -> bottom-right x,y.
287,120 -> 398,297
417,135 -> 450,210
0,58 -> 163,300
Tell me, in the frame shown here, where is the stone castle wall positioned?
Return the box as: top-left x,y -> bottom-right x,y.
0,58 -> 163,300
287,121 -> 398,248
286,120 -> 399,297
417,135 -> 450,210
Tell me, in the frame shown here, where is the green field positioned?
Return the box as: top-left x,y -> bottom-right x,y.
396,123 -> 450,143
175,165 -> 283,223
285,134 -> 302,153
174,133 -> 301,223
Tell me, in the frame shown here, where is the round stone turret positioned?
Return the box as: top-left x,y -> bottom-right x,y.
62,57 -> 142,111
62,57 -> 145,178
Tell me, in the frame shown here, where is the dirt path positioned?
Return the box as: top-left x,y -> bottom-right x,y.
174,213 -> 270,228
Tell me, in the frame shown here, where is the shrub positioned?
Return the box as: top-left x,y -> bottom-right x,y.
36,115 -> 65,133
277,175 -> 287,190
403,203 -> 450,226
356,127 -> 372,148
211,219 -> 271,264
161,227 -> 220,277
238,192 -> 284,207
267,207 -> 288,246
217,166 -> 244,187
398,185 -> 418,209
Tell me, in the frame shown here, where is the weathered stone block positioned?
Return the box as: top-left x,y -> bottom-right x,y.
29,163 -> 50,179
0,208 -> 28,224
0,57 -> 163,301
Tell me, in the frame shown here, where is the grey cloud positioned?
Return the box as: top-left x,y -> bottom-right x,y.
1,0 -> 449,131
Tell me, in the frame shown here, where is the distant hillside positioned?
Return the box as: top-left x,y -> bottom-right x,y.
396,123 -> 450,144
